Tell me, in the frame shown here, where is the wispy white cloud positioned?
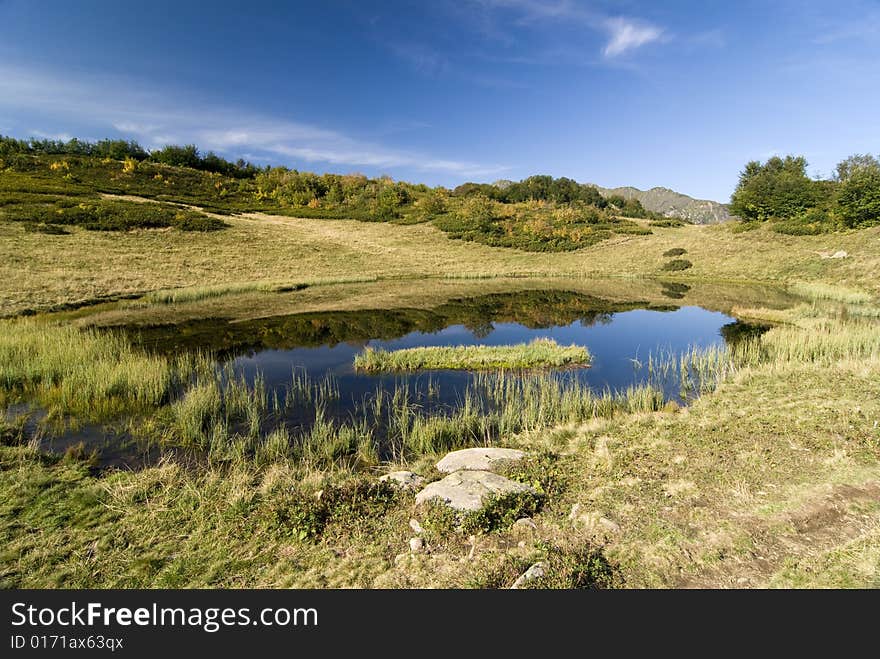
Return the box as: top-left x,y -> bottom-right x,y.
602,17 -> 664,58
0,64 -> 507,178
471,0 -> 666,58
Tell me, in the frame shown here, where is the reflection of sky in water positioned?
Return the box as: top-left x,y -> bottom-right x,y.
232,306 -> 735,407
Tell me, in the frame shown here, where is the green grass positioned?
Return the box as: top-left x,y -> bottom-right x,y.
354,338 -> 591,372
0,319 -> 194,417
788,281 -> 875,305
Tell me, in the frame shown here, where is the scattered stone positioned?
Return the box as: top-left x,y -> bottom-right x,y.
513,517 -> 537,530
830,250 -> 848,259
415,470 -> 537,512
436,447 -> 526,474
409,537 -> 424,553
517,541 -> 527,548
409,518 -> 425,535
379,470 -> 425,491
569,504 -> 619,534
511,562 -> 547,589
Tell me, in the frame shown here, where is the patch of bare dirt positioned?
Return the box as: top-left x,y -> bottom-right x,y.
678,480 -> 880,588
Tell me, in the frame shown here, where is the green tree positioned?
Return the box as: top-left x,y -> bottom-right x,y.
150,144 -> 201,169
836,159 -> 880,228
729,155 -> 818,221
834,154 -> 880,183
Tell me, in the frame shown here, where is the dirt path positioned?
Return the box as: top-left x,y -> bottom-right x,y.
678,479 -> 880,588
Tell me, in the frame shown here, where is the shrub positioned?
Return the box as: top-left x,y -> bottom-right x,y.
771,207 -> 833,235
172,211 -> 228,232
730,221 -> 760,233
663,247 -> 687,257
23,222 -> 70,235
255,480 -> 400,542
519,543 -> 619,589
4,199 -> 227,232
661,258 -> 693,271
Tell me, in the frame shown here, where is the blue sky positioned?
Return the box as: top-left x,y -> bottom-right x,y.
1,0 -> 878,201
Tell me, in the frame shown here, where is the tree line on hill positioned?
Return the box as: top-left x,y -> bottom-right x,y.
0,135 -> 655,217
0,136 -> 261,179
4,134 -> 878,235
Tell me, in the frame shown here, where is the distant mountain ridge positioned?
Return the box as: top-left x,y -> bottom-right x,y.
592,185 -> 731,224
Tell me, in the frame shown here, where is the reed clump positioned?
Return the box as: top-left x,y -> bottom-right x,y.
354,338 -> 591,372
0,319 -> 196,417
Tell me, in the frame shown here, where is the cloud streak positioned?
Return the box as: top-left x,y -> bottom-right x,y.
602,17 -> 664,57
0,64 -> 507,179
474,0 -> 666,58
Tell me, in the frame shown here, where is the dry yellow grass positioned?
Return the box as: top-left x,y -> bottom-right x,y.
2,210 -> 878,315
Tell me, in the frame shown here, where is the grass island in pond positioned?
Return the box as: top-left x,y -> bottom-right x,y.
353,338 -> 591,372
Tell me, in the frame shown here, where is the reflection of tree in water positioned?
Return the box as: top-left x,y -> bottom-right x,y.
128,289 -> 652,356
720,320 -> 770,345
466,321 -> 495,339
660,281 -> 691,300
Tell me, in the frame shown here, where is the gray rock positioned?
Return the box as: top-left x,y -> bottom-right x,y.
409,537 -> 424,553
409,518 -> 424,535
569,504 -> 620,534
415,470 -> 537,512
379,470 -> 425,491
514,517 -> 537,530
511,562 -> 547,589
436,447 -> 526,473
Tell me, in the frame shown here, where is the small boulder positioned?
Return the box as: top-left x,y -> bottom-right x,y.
511,562 -> 547,589
409,537 -> 424,554
415,470 -> 537,513
379,470 -> 425,491
436,447 -> 526,473
409,518 -> 425,535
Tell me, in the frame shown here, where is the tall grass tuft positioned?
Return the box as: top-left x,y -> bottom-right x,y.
741,318 -> 880,366
788,282 -> 874,306
0,319 -> 197,417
